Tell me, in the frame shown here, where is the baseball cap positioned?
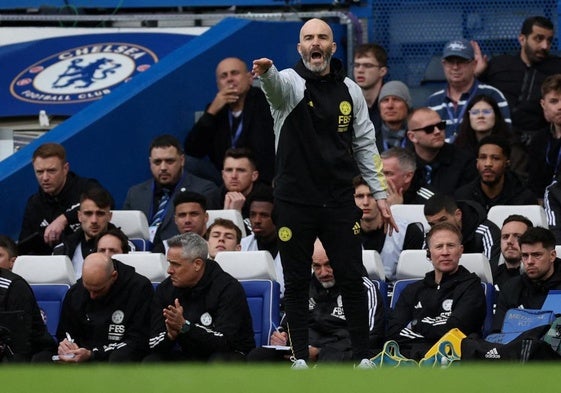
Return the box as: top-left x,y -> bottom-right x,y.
442,39 -> 474,60
379,81 -> 412,108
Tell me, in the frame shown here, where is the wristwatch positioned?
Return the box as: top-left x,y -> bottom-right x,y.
180,319 -> 191,334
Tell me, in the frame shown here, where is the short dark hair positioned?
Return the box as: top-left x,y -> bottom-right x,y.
206,218 -> 242,244
95,227 -> 130,253
502,214 -> 534,229
478,135 -> 511,159
521,16 -> 554,36
424,194 -> 458,216
149,134 -> 183,155
173,190 -> 207,211
0,235 -> 17,259
354,43 -> 388,67
518,227 -> 556,250
223,147 -> 257,169
247,184 -> 274,206
541,74 -> 561,97
80,187 -> 114,209
426,222 -> 463,247
352,175 -> 369,189
32,142 -> 66,163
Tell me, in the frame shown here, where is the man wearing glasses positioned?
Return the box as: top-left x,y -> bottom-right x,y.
407,107 -> 477,196
426,39 -> 511,143
53,187 -> 118,279
352,43 -> 388,136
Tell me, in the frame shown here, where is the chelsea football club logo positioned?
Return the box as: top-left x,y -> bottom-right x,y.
10,42 -> 158,104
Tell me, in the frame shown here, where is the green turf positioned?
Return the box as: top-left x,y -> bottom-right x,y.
1,363 -> 558,393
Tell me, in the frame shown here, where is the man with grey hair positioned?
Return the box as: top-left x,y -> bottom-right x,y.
377,80 -> 412,152
147,233 -> 254,361
381,147 -> 434,205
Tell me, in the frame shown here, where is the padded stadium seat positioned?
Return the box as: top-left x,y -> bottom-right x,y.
487,205 -> 548,229
362,250 -> 385,281
240,280 -> 280,346
112,252 -> 168,283
390,278 -> 419,309
110,210 -> 151,240
390,204 -> 429,232
214,251 -> 277,281
395,250 -> 433,280
390,278 -> 494,336
459,253 -> 493,284
13,255 -> 76,285
30,284 -> 69,339
362,250 -> 388,304
207,209 -> 247,238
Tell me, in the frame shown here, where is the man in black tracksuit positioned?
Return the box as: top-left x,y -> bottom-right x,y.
252,18 -> 395,365
0,267 -> 56,362
247,239 -> 385,363
492,227 -> 561,332
147,233 -> 254,361
55,253 -> 153,362
19,143 -> 102,255
387,222 -> 486,359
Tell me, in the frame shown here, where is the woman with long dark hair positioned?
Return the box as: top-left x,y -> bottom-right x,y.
455,94 -> 527,182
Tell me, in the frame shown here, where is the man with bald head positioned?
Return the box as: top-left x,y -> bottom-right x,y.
407,107 -> 477,195
55,252 -> 153,363
184,57 -> 275,184
253,18 -> 395,368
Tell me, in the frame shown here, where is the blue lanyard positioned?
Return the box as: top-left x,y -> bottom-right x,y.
382,136 -> 407,151
228,110 -> 244,148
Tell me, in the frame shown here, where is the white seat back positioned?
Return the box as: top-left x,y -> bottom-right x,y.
390,204 -> 429,233
214,251 -> 277,281
487,205 -> 548,229
207,209 -> 247,237
110,210 -> 150,240
395,249 -> 433,280
459,253 -> 493,284
112,252 -> 168,282
362,250 -> 385,281
13,255 -> 76,285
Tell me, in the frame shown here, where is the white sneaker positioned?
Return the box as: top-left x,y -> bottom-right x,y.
355,358 -> 375,369
291,359 -> 309,369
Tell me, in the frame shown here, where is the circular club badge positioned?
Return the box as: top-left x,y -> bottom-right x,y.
10,42 -> 158,104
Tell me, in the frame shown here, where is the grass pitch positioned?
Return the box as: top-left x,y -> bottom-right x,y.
1,363 -> 558,393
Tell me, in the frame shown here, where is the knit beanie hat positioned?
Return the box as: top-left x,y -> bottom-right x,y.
379,81 -> 412,108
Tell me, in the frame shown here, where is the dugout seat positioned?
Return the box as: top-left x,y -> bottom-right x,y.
214,251 -> 277,281
207,209 -> 247,238
30,284 -> 70,339
240,280 -> 280,347
110,210 -> 152,251
112,252 -> 168,284
13,255 -> 76,285
487,205 -> 548,229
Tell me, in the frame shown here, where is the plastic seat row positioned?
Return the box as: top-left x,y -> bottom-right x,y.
391,204 -> 548,233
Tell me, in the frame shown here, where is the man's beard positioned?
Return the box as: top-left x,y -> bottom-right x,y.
320,279 -> 336,289
302,51 -> 333,74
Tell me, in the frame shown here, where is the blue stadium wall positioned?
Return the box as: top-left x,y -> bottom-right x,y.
0,18 -> 345,240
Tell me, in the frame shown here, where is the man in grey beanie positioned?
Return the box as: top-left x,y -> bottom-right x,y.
377,80 -> 412,152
